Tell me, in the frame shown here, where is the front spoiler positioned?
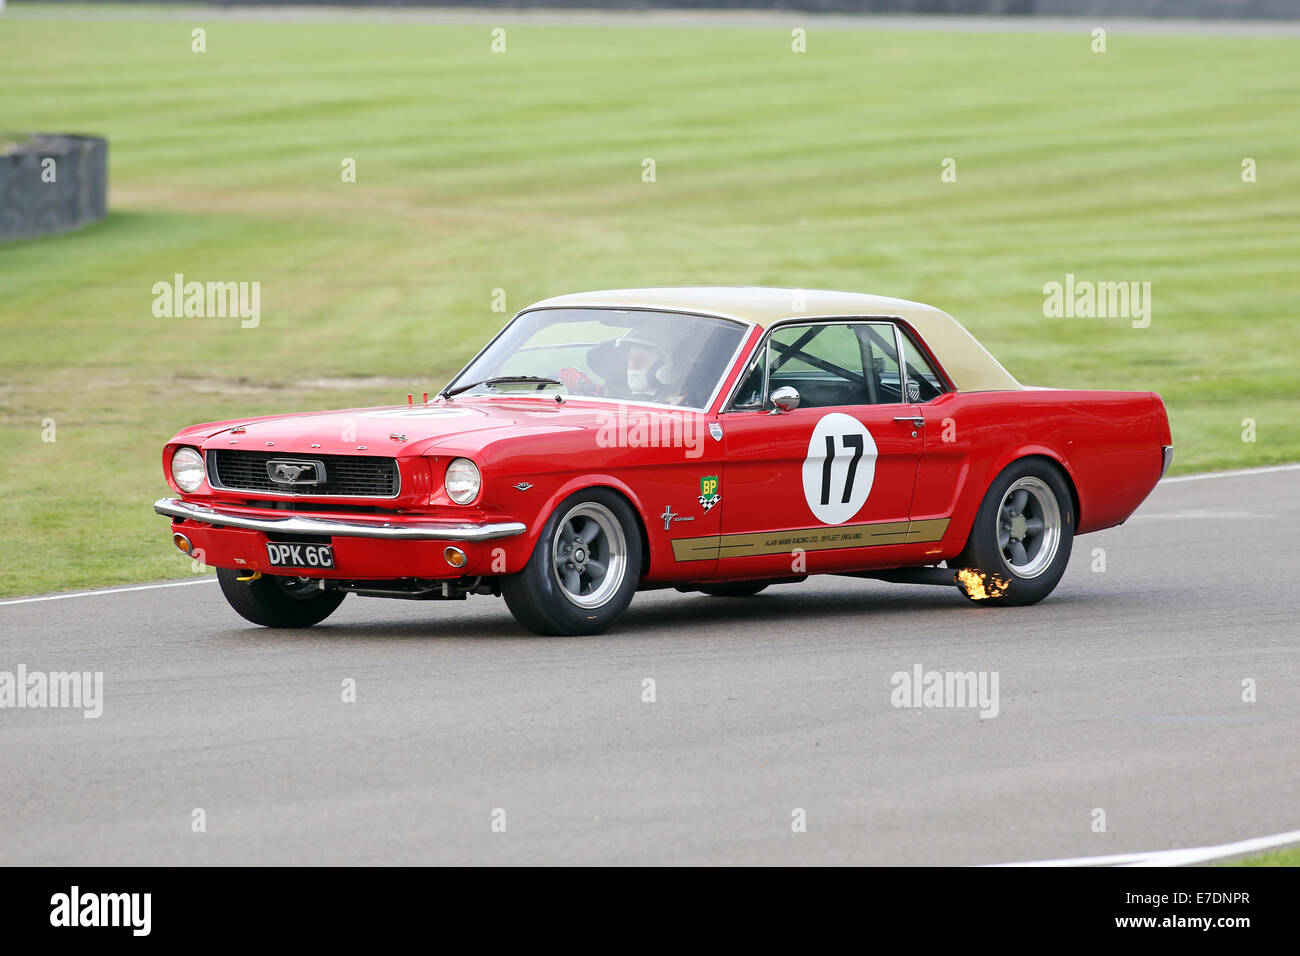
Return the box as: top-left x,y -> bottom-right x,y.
154,498 -> 527,542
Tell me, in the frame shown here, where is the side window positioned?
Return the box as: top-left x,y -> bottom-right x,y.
855,323 -> 903,404
768,324 -> 870,409
730,321 -> 925,409
899,332 -> 946,402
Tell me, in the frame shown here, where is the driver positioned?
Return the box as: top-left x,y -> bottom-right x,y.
616,327 -> 686,404
559,326 -> 688,403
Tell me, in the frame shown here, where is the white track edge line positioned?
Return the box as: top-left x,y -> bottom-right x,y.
1161,463 -> 1300,483
0,577 -> 216,607
987,827 -> 1300,867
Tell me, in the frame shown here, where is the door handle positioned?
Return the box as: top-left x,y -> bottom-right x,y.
893,416 -> 925,428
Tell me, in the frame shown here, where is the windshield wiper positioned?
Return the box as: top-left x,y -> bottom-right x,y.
441,375 -> 562,399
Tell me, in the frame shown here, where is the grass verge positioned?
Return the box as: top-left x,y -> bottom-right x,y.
1,5 -> 1297,596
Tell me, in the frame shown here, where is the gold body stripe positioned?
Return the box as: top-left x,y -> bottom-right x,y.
671,517 -> 951,561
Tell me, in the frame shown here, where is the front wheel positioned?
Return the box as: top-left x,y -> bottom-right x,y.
217,568 -> 346,627
952,460 -> 1074,607
501,489 -> 642,636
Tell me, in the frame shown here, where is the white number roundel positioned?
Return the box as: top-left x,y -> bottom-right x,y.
801,412 -> 878,525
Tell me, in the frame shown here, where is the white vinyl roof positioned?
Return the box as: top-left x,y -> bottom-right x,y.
524,287 -> 1021,392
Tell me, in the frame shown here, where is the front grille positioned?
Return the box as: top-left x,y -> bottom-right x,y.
234,500 -> 400,515
209,451 -> 400,498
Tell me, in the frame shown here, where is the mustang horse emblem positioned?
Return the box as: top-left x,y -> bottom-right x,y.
266,460 -> 323,485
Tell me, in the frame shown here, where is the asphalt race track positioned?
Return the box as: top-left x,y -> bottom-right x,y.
2,468 -> 1296,865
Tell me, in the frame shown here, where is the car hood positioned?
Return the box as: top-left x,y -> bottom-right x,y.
187,398 -> 689,457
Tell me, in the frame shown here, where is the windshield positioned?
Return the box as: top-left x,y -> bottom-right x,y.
448,308 -> 748,410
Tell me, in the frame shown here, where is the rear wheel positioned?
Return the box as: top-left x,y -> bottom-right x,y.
953,460 -> 1074,607
217,568 -> 346,627
501,489 -> 642,636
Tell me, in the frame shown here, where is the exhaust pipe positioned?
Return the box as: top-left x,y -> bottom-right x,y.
846,566 -> 959,587
848,566 -> 1012,601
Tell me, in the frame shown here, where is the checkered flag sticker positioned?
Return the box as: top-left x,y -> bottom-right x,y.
698,475 -> 720,512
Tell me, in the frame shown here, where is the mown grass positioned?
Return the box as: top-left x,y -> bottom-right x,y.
1,5 -> 1297,596
1222,847 -> 1300,866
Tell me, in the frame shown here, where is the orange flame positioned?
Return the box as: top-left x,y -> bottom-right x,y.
955,568 -> 1010,600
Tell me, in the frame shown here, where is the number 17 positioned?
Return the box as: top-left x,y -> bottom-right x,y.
820,434 -> 864,506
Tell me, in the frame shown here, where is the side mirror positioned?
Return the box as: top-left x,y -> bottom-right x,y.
768,385 -> 800,414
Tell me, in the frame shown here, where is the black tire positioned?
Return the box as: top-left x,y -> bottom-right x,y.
698,583 -> 769,597
952,458 -> 1075,607
501,488 -> 642,636
217,568 -> 346,627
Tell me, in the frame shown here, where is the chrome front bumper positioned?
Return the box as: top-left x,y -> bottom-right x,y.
155,498 -> 527,541
1161,445 -> 1174,478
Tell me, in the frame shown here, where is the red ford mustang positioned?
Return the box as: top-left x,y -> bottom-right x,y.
155,287 -> 1173,635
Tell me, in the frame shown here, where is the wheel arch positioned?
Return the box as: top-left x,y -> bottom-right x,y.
957,452 -> 1080,556
526,475 -> 653,577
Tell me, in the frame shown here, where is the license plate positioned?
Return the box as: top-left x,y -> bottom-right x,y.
265,542 -> 334,569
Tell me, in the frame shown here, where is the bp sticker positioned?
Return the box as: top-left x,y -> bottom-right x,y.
801,412 -> 877,525
699,475 -> 720,512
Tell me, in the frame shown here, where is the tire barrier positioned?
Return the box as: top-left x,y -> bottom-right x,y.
0,134 -> 108,242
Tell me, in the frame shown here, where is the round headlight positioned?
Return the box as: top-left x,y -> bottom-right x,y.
445,458 -> 481,505
171,447 -> 205,493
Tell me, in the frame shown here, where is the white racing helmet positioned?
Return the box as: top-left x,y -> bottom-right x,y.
616,325 -> 680,393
